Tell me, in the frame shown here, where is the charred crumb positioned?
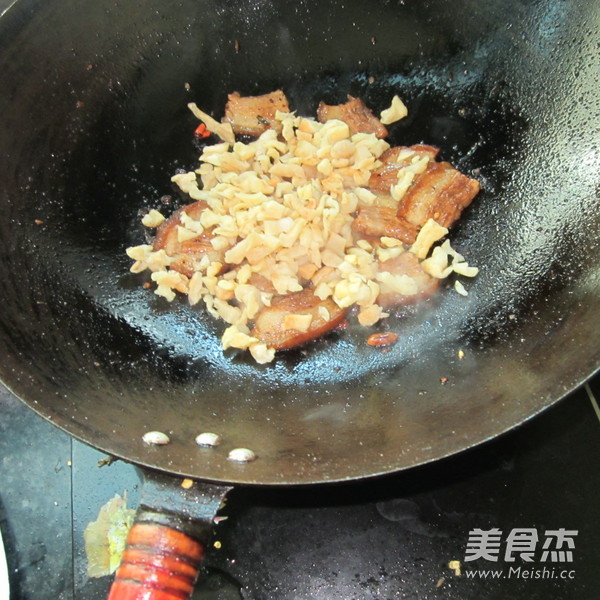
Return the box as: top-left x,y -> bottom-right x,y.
367,332 -> 399,347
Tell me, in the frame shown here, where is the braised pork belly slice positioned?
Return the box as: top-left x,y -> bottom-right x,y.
316,95 -> 388,138
352,206 -> 418,245
369,144 -> 439,192
153,201 -> 223,278
376,251 -> 440,308
221,90 -> 290,136
251,288 -> 347,350
397,161 -> 480,229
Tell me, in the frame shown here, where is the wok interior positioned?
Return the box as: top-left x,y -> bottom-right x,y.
0,0 -> 598,484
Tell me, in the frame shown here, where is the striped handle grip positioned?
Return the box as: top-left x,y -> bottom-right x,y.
107,521 -> 205,600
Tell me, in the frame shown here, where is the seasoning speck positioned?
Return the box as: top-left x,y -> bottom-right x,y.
142,431 -> 170,445
457,349 -> 465,359
181,478 -> 194,489
214,540 -> 222,549
184,82 -> 191,91
234,39 -> 240,53
368,75 -> 376,84
436,577 -> 445,588
227,448 -> 257,463
440,377 -> 449,384
34,219 -> 44,225
195,432 -> 222,447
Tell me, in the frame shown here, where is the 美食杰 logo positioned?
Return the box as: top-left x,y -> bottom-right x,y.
459,528 -> 577,580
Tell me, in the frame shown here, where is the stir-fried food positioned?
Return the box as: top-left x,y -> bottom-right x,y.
127,90 -> 480,362
222,90 -> 290,136
317,95 -> 388,139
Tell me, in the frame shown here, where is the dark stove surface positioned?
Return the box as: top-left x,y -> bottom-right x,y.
0,376 -> 598,600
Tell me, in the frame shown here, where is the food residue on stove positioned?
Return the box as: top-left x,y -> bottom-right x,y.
83,493 -> 136,578
127,90 -> 480,362
448,560 -> 462,576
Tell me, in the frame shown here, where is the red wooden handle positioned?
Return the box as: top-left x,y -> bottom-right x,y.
107,522 -> 205,600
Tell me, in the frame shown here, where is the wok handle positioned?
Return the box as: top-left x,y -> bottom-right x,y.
107,473 -> 232,600
107,517 -> 204,600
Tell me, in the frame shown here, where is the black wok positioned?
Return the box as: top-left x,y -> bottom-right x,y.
0,0 -> 598,597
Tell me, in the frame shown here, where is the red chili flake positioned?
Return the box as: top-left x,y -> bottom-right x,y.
143,282 -> 152,289
75,100 -> 85,109
34,219 -> 44,225
194,123 -> 210,138
367,332 -> 399,347
440,377 -> 449,384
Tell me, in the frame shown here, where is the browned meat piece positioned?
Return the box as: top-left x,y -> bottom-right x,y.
369,144 -> 439,192
251,288 -> 347,350
153,201 -> 222,277
248,272 -> 278,294
377,251 -> 440,308
316,95 -> 388,138
397,162 -> 480,229
352,206 -> 418,245
221,90 -> 290,136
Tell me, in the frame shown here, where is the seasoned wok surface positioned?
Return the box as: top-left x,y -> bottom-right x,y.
0,0 -> 598,484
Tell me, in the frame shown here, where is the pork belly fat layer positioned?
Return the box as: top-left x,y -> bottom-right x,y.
222,90 -> 291,136
251,288 -> 347,350
397,162 -> 480,229
317,95 -> 388,138
352,206 -> 418,245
